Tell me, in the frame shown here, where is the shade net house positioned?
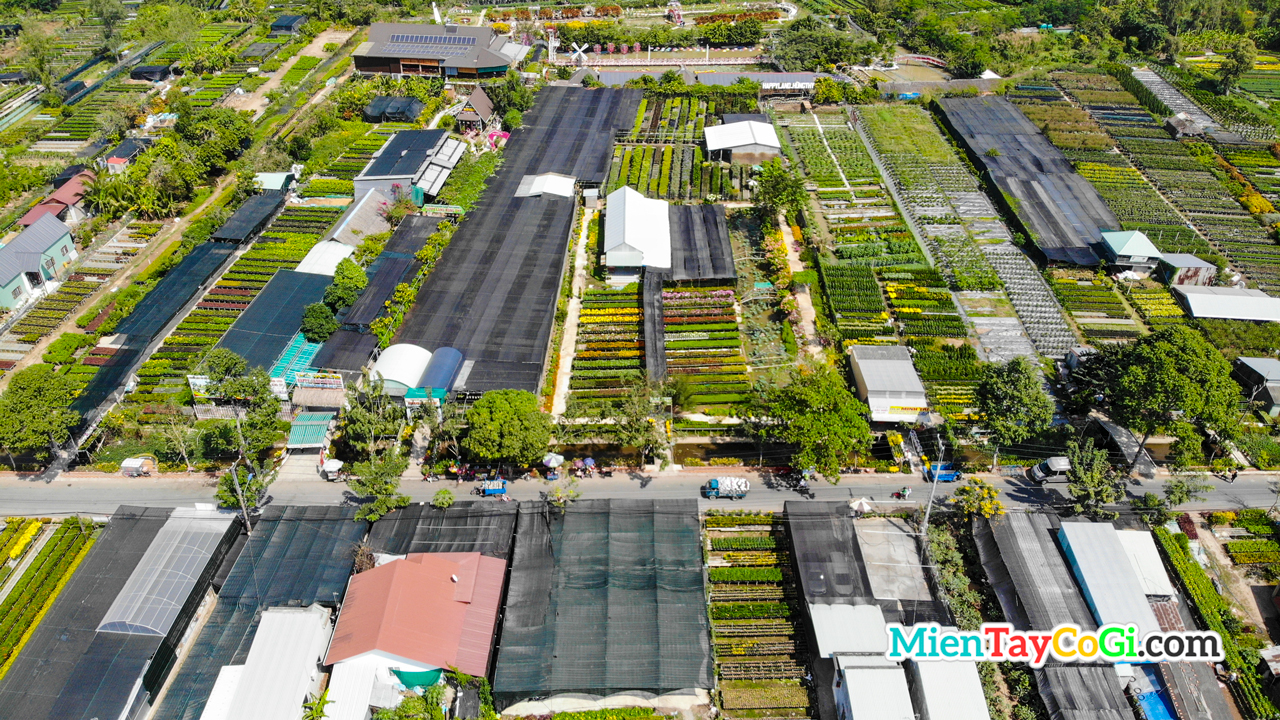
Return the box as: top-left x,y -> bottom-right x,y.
363,96 -> 425,124
215,269 -> 333,370
210,194 -> 286,243
491,499 -> 712,708
393,87 -> 641,394
975,512 -> 1134,720
151,506 -> 366,720
367,501 -> 518,557
345,216 -> 436,327
0,506 -> 239,720
937,97 -> 1119,266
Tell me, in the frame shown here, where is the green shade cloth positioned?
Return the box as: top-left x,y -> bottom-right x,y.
392,668 -> 443,688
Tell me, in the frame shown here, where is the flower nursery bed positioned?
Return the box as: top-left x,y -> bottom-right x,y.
704,511 -> 810,717
663,285 -> 749,407
880,268 -> 968,339
11,278 -> 108,342
570,288 -> 644,403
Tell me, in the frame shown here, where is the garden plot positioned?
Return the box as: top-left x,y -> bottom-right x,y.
857,105 -> 1003,291
981,244 -> 1075,358
819,262 -> 893,343
607,143 -> 735,200
1147,64 -> 1276,141
704,512 -> 810,719
569,287 -> 644,405
1221,146 -> 1280,199
1121,281 -> 1186,330
630,95 -> 713,143
126,206 -> 342,407
880,267 -> 968,340
663,285 -> 750,408
955,292 -> 1037,363
1048,270 -> 1142,343
909,337 -> 983,419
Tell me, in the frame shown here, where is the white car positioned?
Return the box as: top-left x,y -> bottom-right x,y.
1029,456 -> 1071,484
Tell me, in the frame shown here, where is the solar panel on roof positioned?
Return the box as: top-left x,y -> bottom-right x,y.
389,33 -> 475,44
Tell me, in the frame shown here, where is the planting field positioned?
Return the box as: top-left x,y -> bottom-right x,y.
569,288 -> 644,404
607,143 -> 748,201
1122,282 -> 1186,330
1150,63 -> 1278,141
663,285 -> 749,407
0,519 -> 46,588
819,263 -> 892,342
630,96 -> 713,143
857,105 -> 1003,291
42,85 -> 136,142
313,132 -> 390,181
704,512 -> 810,719
1048,270 -> 1141,342
1060,71 -> 1280,292
126,206 -> 342,407
909,338 -> 982,419
10,279 -> 106,344
0,518 -> 95,678
881,267 -> 969,340
1221,146 -> 1280,199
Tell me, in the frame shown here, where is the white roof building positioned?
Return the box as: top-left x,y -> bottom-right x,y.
704,121 -> 781,152
1173,285 -> 1280,322
604,186 -> 671,269
1116,530 -> 1176,597
200,604 -> 332,720
370,343 -> 432,396
812,604 -> 915,720
515,173 -> 577,198
809,604 -> 891,661
908,658 -> 991,720
1057,522 -> 1161,637
295,240 -> 357,276
848,346 -> 929,423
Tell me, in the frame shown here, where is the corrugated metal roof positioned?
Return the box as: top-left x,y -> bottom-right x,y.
836,661 -> 914,720
809,604 -> 890,659
324,552 -> 505,676
850,346 -> 926,395
1174,285 -> 1280,321
1057,522 -> 1161,636
704,121 -> 780,151
222,605 -> 332,720
287,412 -> 334,449
1160,253 -> 1213,269
911,659 -> 991,720
1101,230 -> 1161,259
296,239 -> 356,275
0,213 -> 71,285
323,190 -> 393,247
604,186 -> 670,268
1115,530 -> 1176,597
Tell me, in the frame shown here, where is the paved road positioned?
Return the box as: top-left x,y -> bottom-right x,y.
0,468 -> 1275,516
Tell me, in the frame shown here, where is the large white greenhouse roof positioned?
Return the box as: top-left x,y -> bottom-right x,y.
1057,522 -> 1160,637
97,505 -> 235,635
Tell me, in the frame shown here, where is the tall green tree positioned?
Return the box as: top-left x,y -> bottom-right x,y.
758,363 -> 871,481
611,381 -> 670,465
975,357 -> 1055,447
350,448 -> 411,521
754,158 -> 806,219
340,373 -> 404,459
1108,325 -> 1240,469
1218,38 -> 1257,93
200,348 -> 248,382
462,389 -> 553,464
217,367 -> 281,480
300,303 -> 338,343
1066,437 -> 1123,519
89,0 -> 128,58
0,364 -> 81,464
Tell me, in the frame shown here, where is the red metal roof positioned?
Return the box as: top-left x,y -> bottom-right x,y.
48,170 -> 94,206
324,551 -> 505,675
18,201 -> 66,226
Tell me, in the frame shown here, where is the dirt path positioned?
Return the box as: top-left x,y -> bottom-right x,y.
1197,518 -> 1274,633
224,28 -> 356,119
778,215 -> 822,360
552,210 -> 595,416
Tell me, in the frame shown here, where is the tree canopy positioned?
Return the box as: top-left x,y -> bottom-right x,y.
757,364 -> 871,481
462,389 -> 553,464
0,365 -> 81,462
975,357 -> 1055,446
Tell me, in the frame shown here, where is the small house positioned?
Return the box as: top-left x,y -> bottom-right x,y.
456,86 -> 495,131
1233,357 -> 1280,416
1158,253 -> 1216,286
0,214 -> 78,309
254,171 -> 296,194
129,64 -> 172,82
353,130 -> 460,201
847,345 -> 929,423
704,120 -> 781,165
270,14 -> 307,37
20,169 -> 94,227
1098,230 -> 1162,273
1165,112 -> 1206,138
0,24 -> 22,38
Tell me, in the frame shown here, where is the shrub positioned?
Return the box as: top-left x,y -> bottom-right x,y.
707,567 -> 783,583
1210,511 -> 1237,526
709,602 -> 789,619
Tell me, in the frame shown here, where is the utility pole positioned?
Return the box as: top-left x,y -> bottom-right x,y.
921,439 -> 945,532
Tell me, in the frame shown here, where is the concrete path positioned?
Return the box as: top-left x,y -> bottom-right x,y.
552,210 -> 595,416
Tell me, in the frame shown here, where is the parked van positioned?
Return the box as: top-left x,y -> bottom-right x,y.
1029,456 -> 1071,484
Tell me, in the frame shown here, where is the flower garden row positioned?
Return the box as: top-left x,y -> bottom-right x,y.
0,518 -> 96,680
1047,270 -> 1143,342
126,206 -> 343,407
569,288 -> 644,404
308,132 -> 391,184
664,285 -> 749,408
606,143 -> 749,201
0,518 -> 45,588
630,96 -> 713,143
704,512 -> 811,719
1052,71 -> 1280,292
856,106 -> 1005,292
